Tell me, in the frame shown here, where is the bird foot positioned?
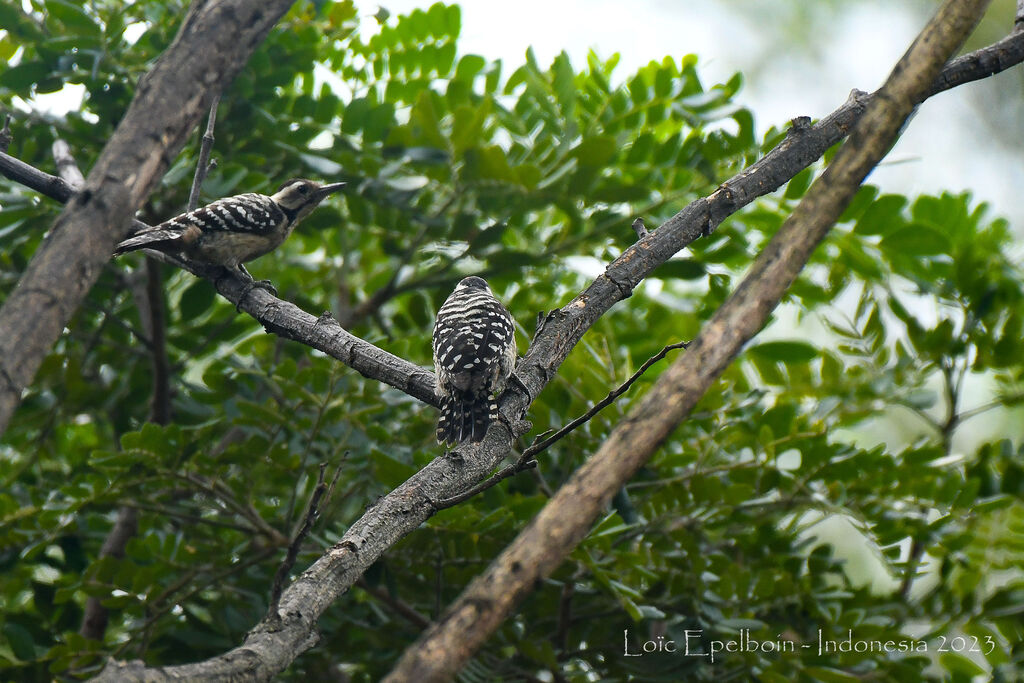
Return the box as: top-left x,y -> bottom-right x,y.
237,278 -> 277,311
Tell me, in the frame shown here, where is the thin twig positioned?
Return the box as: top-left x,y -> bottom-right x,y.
188,95 -> 220,211
269,461 -> 344,619
145,260 -> 172,423
521,340 -> 690,460
355,577 -> 432,629
434,341 -> 689,509
0,112 -> 11,154
79,507 -> 138,640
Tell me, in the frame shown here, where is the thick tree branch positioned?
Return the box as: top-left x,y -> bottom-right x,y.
0,18 -> 1009,681
383,1 -> 992,679
0,0 -> 298,435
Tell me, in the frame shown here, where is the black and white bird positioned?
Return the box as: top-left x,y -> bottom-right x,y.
432,276 -> 517,446
114,178 -> 345,288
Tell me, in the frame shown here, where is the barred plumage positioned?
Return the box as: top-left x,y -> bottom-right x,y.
114,178 -> 344,284
432,276 -> 517,446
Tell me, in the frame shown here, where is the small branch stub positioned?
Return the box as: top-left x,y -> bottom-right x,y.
631,217 -> 649,239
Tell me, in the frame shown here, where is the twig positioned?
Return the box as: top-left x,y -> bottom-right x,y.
631,218 -> 648,239
145,260 -> 172,423
433,460 -> 539,510
188,95 -> 220,211
79,507 -> 139,640
51,140 -> 85,189
355,577 -> 432,629
555,580 -> 574,653
119,500 -> 258,533
269,462 -> 344,619
434,341 -> 689,509
522,341 -> 691,460
0,113 -> 11,154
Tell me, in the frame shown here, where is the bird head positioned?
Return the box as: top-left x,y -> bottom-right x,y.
271,178 -> 346,223
455,276 -> 491,293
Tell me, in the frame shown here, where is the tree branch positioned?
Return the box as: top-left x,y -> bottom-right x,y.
78,506 -> 139,641
188,95 -> 220,212
269,462 -> 342,620
0,0 -> 299,435
383,0 -> 993,679
0,112 -> 11,153
2,16 -> 1009,680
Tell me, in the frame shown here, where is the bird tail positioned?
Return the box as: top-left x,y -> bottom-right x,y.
113,229 -> 182,256
437,394 -> 497,446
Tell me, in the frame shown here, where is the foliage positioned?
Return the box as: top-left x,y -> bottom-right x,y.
1,1 -> 1022,681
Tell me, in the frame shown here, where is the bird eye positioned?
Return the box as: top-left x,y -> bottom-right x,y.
298,184 -> 310,195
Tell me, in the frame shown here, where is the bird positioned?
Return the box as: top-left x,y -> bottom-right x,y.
432,276 -> 518,446
114,178 -> 345,294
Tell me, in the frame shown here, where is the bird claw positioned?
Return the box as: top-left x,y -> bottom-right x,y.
236,278 -> 277,311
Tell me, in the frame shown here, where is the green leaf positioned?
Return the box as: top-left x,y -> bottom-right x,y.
0,61 -> 51,91
572,135 -> 618,167
748,340 -> 818,363
2,623 -> 35,661
783,167 -> 813,200
178,280 -> 216,322
879,224 -> 950,256
657,259 -> 705,280
854,193 -> 906,236
455,54 -> 486,81
45,0 -> 101,36
938,652 -> 986,676
803,667 -> 862,683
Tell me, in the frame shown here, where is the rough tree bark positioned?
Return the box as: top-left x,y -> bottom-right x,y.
0,0 -> 298,435
1,6 -> 1020,681
383,0 -> 993,679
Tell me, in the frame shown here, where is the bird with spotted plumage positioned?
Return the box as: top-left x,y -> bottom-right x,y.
432,276 -> 517,446
113,178 -> 345,293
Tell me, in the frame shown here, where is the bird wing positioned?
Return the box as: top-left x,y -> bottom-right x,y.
184,193 -> 285,237
434,298 -> 514,394
114,194 -> 285,255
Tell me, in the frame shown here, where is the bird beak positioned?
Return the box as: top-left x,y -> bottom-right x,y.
314,182 -> 346,202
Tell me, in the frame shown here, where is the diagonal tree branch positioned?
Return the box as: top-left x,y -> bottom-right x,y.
0,0 -> 299,436
383,0 -> 993,679
0,18 -> 1014,681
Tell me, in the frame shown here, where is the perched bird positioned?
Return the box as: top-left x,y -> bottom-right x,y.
114,178 -> 345,292
432,276 -> 517,446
